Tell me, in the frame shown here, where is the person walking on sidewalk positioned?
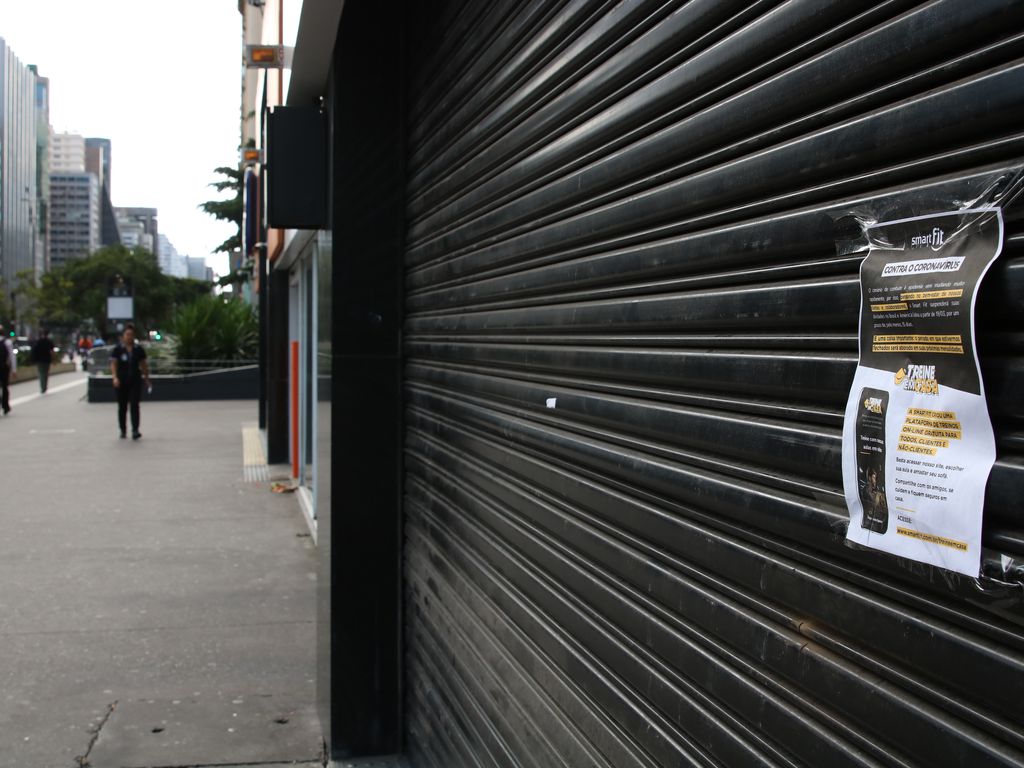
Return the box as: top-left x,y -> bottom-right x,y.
110,323 -> 151,440
31,329 -> 54,393
78,334 -> 93,371
0,325 -> 15,415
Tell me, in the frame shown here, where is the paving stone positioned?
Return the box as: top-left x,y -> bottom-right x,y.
86,693 -> 322,767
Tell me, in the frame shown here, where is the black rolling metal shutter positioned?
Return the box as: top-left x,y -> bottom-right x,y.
402,2 -> 1024,766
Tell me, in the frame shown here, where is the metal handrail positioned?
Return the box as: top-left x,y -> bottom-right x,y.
88,352 -> 257,376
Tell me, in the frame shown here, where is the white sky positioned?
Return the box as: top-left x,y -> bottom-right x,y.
0,1 -> 243,276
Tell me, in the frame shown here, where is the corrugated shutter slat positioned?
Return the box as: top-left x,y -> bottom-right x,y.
403,2 -> 1024,765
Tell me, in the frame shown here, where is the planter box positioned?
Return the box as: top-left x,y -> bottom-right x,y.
87,365 -> 258,402
11,362 -> 77,382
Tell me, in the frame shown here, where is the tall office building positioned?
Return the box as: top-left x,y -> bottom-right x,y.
0,39 -> 39,295
29,66 -> 49,274
50,133 -> 102,267
50,131 -> 86,172
116,213 -> 153,253
157,233 -> 187,277
85,137 -> 120,247
185,256 -> 211,282
84,138 -> 110,187
114,207 -> 159,261
49,172 -> 99,267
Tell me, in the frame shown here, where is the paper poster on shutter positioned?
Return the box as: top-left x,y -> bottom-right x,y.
842,208 -> 1003,577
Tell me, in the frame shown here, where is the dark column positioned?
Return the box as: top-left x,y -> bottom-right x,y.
258,243 -> 268,430
319,0 -> 405,760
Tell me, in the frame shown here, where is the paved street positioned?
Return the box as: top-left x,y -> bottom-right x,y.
0,371 -> 321,767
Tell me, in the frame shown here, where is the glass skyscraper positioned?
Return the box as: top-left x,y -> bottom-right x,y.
0,38 -> 38,303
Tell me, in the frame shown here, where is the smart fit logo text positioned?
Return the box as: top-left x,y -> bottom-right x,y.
911,227 -> 945,251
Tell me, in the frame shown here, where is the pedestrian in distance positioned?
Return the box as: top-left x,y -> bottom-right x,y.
31,328 -> 54,393
110,323 -> 151,440
0,325 -> 15,415
78,334 -> 93,371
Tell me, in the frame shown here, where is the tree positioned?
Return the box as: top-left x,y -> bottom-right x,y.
37,245 -> 211,338
0,278 -> 15,326
17,269 -> 75,330
12,269 -> 41,328
62,246 -> 163,336
198,166 -> 243,254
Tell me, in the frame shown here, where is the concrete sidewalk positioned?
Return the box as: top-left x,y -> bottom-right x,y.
0,373 -> 322,767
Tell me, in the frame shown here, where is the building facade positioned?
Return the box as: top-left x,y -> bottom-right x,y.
30,66 -> 50,275
241,0 -> 307,506
114,206 -> 158,261
155,233 -> 187,277
116,215 -> 151,253
51,133 -> 104,267
49,131 -> 85,173
48,172 -> 99,267
255,3 -> 1024,767
85,137 -> 121,248
185,255 -> 209,282
0,38 -> 39,300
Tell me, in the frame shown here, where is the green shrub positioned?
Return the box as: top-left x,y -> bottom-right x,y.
170,295 -> 257,361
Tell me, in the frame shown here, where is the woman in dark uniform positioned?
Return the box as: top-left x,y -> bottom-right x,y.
110,323 -> 151,439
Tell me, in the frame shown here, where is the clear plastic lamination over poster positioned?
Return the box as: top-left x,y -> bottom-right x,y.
843,206 -> 1004,577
